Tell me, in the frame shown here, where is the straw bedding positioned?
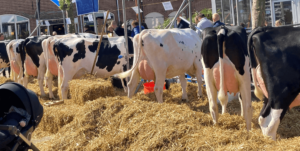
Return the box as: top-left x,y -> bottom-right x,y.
1,76 -> 300,150
68,75 -> 114,105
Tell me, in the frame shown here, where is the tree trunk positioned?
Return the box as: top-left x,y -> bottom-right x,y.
67,3 -> 75,33
251,0 -> 266,29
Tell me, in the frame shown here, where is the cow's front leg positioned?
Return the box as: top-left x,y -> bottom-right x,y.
179,74 -> 188,101
128,68 -> 140,98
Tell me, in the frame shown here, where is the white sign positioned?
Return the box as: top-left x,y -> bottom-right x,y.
88,14 -> 94,22
103,12 -> 111,20
162,1 -> 173,11
132,6 -> 143,14
45,20 -> 50,26
72,0 -> 76,3
66,18 -> 71,24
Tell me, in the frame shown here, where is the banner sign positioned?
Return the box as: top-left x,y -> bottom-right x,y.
76,0 -> 98,16
162,1 -> 173,11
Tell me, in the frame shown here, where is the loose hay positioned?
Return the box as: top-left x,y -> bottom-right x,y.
68,75 -> 115,105
1,76 -> 300,150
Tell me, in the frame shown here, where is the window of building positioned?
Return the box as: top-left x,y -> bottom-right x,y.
0,14 -> 30,40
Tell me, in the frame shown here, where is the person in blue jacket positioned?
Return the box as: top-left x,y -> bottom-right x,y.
131,20 -> 145,37
212,13 -> 225,28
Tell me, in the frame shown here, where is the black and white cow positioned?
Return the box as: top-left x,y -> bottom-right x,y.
248,26 -> 300,140
20,35 -> 50,96
201,26 -> 252,130
52,36 -> 133,99
6,39 -> 25,83
0,41 -> 10,69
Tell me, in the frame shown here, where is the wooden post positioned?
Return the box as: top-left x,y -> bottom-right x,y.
91,11 -> 110,75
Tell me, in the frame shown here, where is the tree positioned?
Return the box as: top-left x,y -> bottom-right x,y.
251,0 -> 265,29
59,0 -> 75,33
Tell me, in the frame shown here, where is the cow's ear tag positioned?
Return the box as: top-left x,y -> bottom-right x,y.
118,55 -> 123,59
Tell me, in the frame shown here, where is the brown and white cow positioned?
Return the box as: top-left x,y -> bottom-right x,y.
118,28 -> 203,103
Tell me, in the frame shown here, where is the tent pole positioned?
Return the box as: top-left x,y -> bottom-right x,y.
137,0 -> 142,32
189,0 -> 192,28
165,3 -> 189,29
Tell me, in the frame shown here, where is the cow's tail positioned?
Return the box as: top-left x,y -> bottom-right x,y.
217,26 -> 227,103
6,40 -> 14,79
247,27 -> 264,101
117,32 -> 143,79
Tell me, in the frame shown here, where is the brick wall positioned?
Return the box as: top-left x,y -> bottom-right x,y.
0,0 -> 63,36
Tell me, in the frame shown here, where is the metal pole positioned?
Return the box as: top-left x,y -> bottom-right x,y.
36,0 -> 40,36
137,0 -> 142,32
221,0 -> 224,22
116,0 -> 121,24
14,15 -> 18,39
168,0 -> 187,29
189,0 -> 192,28
122,0 -> 129,72
165,3 -> 189,29
62,10 -> 66,34
81,15 -> 84,33
29,24 -> 40,37
236,0 -> 240,25
0,16 -> 2,33
93,12 -> 98,34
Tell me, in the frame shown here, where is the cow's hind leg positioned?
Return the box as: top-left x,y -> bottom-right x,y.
204,68 -> 219,124
128,68 -> 140,98
179,74 -> 188,101
38,66 -> 47,97
194,59 -> 203,98
238,73 -> 252,131
154,70 -> 166,103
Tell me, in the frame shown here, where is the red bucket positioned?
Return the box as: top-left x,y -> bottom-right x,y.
143,81 -> 166,94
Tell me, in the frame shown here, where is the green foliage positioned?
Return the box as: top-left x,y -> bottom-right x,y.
59,0 -> 71,10
155,18 -> 171,29
200,8 -> 213,20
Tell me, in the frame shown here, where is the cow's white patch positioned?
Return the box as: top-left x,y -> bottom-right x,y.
259,108 -> 283,140
218,29 -> 226,35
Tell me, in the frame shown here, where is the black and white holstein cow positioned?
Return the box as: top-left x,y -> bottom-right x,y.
0,41 -> 11,78
19,36 -> 50,97
118,29 -> 203,103
6,39 -> 24,83
201,26 -> 252,130
248,26 -> 300,140
0,41 -> 10,69
53,36 -> 133,99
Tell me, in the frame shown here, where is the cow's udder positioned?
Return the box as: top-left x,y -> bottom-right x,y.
213,61 -> 239,95
25,59 -> 37,76
48,59 -> 58,76
139,60 -> 154,81
11,60 -> 20,75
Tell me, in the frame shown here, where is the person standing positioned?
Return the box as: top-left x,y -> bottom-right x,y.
0,33 -> 4,41
196,13 -> 213,30
131,20 -> 145,37
176,14 -> 189,29
212,13 -> 225,28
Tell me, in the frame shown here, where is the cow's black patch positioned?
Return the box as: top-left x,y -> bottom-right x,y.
88,38 -> 121,72
22,36 -> 49,68
117,61 -> 120,65
142,40 -> 144,46
54,40 -> 73,65
160,43 -> 163,47
0,42 -> 9,65
192,51 -> 193,53
182,49 -> 183,51
73,40 -> 86,62
179,41 -> 184,44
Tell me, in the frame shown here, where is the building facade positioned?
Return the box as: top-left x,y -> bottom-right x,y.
211,0 -> 300,28
0,0 -> 212,40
